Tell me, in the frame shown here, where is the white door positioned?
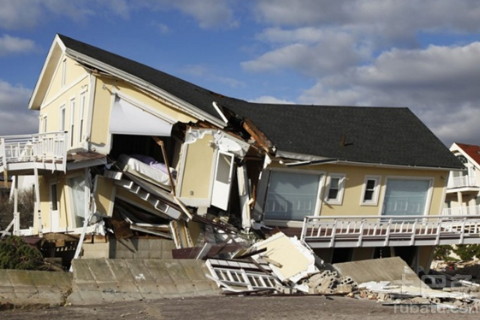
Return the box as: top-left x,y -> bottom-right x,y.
211,151 -> 234,210
50,183 -> 59,232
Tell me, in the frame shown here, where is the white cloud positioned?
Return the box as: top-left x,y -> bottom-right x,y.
250,95 -> 295,104
170,0 -> 238,29
254,0 -> 480,38
0,80 -> 37,135
297,42 -> 480,146
0,35 -> 36,56
0,0 -> 236,30
242,32 -> 363,76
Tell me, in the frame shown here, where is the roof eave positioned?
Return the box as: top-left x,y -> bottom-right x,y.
28,35 -> 66,110
275,149 -> 462,171
64,48 -> 226,128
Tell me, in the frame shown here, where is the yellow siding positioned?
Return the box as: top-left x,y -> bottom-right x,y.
44,55 -> 87,103
268,162 -> 449,217
38,55 -> 91,150
178,133 -> 216,200
94,176 -> 116,217
90,77 -> 198,154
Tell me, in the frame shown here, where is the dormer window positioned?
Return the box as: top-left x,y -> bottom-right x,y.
456,155 -> 468,164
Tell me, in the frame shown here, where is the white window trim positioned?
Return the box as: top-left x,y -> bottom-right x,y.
325,173 -> 346,205
379,176 -> 434,217
360,175 -> 381,206
262,167 -> 325,227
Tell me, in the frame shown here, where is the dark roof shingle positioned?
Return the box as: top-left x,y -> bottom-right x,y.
57,34 -> 463,170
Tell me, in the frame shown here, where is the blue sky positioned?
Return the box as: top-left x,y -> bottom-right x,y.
1,0 -> 480,147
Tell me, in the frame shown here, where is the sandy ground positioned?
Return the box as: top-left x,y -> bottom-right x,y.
1,295 -> 479,320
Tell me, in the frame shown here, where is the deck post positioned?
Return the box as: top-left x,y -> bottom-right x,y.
12,175 -> 19,235
33,167 -> 43,236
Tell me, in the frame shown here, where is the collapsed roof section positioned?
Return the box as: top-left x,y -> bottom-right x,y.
30,34 -> 463,171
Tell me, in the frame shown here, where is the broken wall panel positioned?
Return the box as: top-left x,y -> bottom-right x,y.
177,131 -> 216,207
251,232 -> 320,284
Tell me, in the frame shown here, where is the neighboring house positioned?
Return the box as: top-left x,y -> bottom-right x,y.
0,34 -> 473,271
444,143 -> 480,215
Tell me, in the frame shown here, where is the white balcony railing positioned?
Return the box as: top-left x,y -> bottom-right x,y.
0,132 -> 67,172
443,205 -> 480,216
447,175 -> 478,189
300,215 -> 480,248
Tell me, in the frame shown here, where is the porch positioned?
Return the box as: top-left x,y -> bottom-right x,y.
0,132 -> 68,173
442,204 -> 480,216
446,175 -> 479,192
300,214 -> 480,248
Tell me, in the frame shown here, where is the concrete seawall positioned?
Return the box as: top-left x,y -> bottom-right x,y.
67,258 -> 220,304
0,259 -> 220,306
0,269 -> 72,305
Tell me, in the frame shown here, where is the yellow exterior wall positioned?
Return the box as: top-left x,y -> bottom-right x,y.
38,170 -> 89,233
267,162 -> 449,218
94,176 -> 116,217
89,77 -> 198,154
43,55 -> 87,103
178,133 -> 216,201
38,55 -> 91,150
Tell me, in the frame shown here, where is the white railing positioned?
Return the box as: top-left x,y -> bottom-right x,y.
443,205 -> 480,216
447,176 -> 477,189
300,215 -> 480,248
0,132 -> 67,171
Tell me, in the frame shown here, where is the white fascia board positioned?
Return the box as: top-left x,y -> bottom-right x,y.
29,35 -> 65,110
275,150 -> 335,162
64,49 -> 226,128
275,149 -> 456,171
333,160 -> 457,171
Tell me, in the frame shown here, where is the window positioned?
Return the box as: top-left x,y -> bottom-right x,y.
79,91 -> 86,143
325,174 -> 345,205
59,105 -> 66,131
70,98 -> 75,146
41,115 -> 47,133
68,175 -> 87,227
382,178 -> 431,216
264,171 -> 323,221
361,176 -> 380,205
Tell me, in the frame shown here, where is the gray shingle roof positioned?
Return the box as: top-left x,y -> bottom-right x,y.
57,34 -> 463,169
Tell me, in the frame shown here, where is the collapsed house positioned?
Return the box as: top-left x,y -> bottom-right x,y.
0,34 -> 477,272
